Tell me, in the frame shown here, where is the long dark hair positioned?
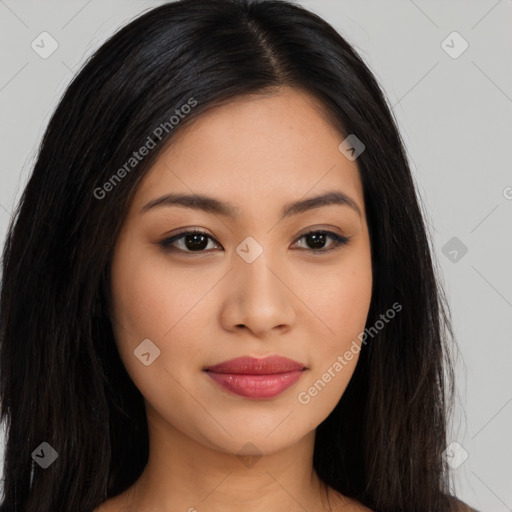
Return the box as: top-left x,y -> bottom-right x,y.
0,0 -> 458,510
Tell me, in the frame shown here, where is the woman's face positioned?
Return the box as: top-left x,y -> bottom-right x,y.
109,86 -> 372,456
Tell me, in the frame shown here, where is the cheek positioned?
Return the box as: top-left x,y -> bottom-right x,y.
110,243 -> 207,342
108,245 -> 208,419
296,243 -> 372,406
299,243 -> 373,344
328,265 -> 372,340
109,243 -> 222,388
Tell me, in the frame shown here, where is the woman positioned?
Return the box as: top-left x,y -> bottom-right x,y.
0,0 -> 476,510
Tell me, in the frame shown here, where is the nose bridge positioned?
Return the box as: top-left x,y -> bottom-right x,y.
230,234 -> 292,330
234,235 -> 280,297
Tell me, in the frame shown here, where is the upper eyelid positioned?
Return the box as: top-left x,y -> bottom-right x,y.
162,228 -> 347,250
167,226 -> 342,240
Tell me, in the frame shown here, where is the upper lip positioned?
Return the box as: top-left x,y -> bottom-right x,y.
204,356 -> 307,375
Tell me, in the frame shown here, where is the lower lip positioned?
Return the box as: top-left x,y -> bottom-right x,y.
205,370 -> 305,399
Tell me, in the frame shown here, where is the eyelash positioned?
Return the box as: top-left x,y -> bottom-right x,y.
159,228 -> 350,255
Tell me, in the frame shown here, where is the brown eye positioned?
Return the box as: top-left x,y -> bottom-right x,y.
293,230 -> 350,253
159,229 -> 349,255
159,230 -> 221,253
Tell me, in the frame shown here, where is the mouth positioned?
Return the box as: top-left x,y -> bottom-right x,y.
203,355 -> 308,399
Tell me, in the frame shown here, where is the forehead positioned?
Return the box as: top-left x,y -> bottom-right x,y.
130,87 -> 365,220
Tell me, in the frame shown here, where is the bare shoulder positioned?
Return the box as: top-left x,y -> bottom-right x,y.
353,503 -> 372,511
335,495 -> 477,512
457,503 -> 479,512
92,493 -> 130,512
455,501 -> 480,512
92,499 -> 114,512
92,502 -> 108,512
327,492 -> 372,511
449,496 -> 480,512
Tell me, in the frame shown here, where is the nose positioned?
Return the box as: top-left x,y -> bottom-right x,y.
219,245 -> 296,338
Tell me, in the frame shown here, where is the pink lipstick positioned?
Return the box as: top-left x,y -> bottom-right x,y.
204,355 -> 307,399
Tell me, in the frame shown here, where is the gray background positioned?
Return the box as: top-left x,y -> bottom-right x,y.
1,1 -> 511,510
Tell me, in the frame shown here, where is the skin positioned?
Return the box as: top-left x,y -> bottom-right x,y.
96,86 -> 373,512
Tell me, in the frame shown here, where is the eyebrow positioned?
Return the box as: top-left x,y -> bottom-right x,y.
140,190 -> 362,219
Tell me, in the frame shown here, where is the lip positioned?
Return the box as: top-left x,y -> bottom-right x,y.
203,356 -> 308,399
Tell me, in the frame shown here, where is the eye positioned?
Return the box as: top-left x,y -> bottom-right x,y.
158,229 -> 350,254
159,229 -> 220,253
293,229 -> 350,253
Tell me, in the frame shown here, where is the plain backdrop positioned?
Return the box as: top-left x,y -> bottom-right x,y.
0,1 -> 511,510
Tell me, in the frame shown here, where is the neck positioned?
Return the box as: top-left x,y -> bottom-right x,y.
118,402 -> 343,512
